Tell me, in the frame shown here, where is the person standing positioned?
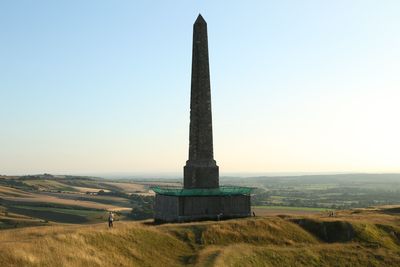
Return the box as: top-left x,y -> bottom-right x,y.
108,211 -> 114,228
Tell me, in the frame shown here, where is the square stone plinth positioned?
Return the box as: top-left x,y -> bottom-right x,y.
154,193 -> 251,223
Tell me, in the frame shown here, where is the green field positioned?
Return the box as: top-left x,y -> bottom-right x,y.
13,206 -> 106,217
23,179 -> 76,192
0,174 -> 154,226
226,174 -> 400,210
4,204 -> 109,224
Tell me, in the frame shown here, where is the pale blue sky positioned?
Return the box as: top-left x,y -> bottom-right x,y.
1,1 -> 399,175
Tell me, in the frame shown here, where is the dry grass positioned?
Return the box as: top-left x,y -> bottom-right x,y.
1,208 -> 400,266
71,187 -> 110,193
0,222 -> 192,267
252,206 -> 326,216
211,243 -> 400,267
102,182 -> 146,193
0,185 -> 33,198
23,180 -> 75,191
162,217 -> 318,247
2,194 -> 129,211
1,181 -> 138,212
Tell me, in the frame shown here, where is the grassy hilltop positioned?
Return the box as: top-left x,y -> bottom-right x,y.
2,207 -> 400,267
2,174 -> 400,266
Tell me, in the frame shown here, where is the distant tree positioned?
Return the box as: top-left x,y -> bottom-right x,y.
128,194 -> 154,220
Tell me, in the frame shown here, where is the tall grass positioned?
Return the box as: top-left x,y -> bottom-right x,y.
1,212 -> 400,266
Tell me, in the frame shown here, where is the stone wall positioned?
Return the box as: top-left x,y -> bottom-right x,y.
154,194 -> 179,222
154,194 -> 251,223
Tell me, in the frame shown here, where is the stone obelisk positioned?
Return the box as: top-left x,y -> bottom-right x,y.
184,14 -> 219,189
153,14 -> 251,222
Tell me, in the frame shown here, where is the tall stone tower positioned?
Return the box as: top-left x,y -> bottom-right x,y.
153,15 -> 252,223
184,14 -> 219,189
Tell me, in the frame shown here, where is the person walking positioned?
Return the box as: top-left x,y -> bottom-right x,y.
108,211 -> 114,228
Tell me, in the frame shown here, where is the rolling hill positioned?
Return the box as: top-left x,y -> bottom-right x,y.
1,207 -> 400,266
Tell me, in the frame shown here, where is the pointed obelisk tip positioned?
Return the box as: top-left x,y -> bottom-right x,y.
195,14 -> 206,24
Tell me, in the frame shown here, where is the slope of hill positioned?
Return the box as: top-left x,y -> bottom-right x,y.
1,207 -> 400,267
0,174 -> 157,227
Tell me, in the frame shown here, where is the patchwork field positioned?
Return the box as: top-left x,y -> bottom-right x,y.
4,173 -> 400,232
0,185 -> 34,198
223,173 -> 400,210
101,182 -> 146,193
0,174 -> 156,228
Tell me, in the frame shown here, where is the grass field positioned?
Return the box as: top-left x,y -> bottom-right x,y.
23,179 -> 76,192
101,182 -> 146,193
2,194 -> 130,211
0,174 -> 167,227
0,203 -> 112,227
226,174 -> 400,210
252,205 -> 333,216
0,209 -> 50,230
13,205 -> 106,216
0,185 -> 33,198
253,206 -> 332,212
1,207 -> 400,266
72,186 -> 110,193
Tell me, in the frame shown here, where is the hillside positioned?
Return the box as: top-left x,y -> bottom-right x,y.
0,174 -> 166,227
1,207 -> 400,266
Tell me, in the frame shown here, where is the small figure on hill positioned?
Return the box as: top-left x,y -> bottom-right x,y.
108,211 -> 114,228
252,211 -> 256,217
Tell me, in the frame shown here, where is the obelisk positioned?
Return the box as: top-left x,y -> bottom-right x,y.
153,14 -> 252,222
184,14 -> 219,189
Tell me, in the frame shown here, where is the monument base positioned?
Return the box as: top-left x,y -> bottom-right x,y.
152,187 -> 252,223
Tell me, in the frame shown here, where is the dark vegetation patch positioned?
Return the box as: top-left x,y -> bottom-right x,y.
8,207 -> 89,224
291,218 -> 355,242
170,225 -> 208,245
77,196 -> 130,206
0,178 -> 35,191
1,199 -> 103,211
381,207 -> 400,214
128,194 -> 154,220
0,218 -> 48,229
43,192 -> 131,207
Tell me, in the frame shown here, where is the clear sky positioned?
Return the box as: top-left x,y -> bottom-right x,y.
1,1 -> 399,176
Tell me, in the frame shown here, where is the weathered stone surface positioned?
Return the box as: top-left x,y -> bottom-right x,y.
154,194 -> 251,223
184,164 -> 219,188
184,14 -> 219,189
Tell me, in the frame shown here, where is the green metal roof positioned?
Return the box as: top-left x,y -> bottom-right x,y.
151,186 -> 253,196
